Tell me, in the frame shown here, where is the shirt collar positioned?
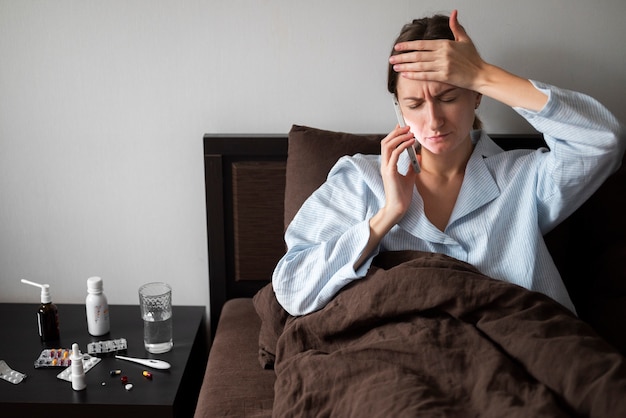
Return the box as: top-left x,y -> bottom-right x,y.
448,130 -> 503,226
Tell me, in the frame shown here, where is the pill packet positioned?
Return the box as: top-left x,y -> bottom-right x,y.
56,354 -> 101,382
0,360 -> 27,384
87,338 -> 128,355
34,348 -> 72,368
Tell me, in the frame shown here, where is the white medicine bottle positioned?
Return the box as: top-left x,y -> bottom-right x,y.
86,276 -> 110,336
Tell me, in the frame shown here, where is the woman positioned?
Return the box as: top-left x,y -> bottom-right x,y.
272,10 -> 624,317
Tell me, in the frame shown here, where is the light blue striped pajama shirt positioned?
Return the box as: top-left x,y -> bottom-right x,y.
273,81 -> 625,317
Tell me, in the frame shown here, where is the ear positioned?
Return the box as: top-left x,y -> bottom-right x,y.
475,93 -> 483,109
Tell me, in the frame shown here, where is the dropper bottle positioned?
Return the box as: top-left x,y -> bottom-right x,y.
21,279 -> 61,342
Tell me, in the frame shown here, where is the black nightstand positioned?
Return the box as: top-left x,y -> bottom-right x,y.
0,303 -> 207,418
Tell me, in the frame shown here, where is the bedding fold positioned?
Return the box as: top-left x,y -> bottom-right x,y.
258,251 -> 626,417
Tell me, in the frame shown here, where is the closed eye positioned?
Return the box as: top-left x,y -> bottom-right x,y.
439,95 -> 458,103
407,102 -> 423,110
402,87 -> 460,109
437,88 -> 460,103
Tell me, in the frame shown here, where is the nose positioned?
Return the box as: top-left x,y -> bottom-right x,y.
425,101 -> 444,130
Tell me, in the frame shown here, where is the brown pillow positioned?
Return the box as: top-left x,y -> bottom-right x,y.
284,125 -> 384,229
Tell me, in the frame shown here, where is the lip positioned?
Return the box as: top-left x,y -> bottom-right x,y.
424,133 -> 450,142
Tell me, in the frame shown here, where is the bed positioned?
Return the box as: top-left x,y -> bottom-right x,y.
195,124 -> 626,417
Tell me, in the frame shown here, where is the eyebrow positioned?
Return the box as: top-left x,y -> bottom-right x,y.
402,87 -> 460,102
435,87 -> 460,98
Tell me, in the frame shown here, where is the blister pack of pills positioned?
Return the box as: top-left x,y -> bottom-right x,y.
56,354 -> 101,382
34,348 -> 72,368
0,360 -> 27,384
87,338 -> 127,355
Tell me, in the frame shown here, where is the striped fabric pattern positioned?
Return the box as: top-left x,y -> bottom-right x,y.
273,81 -> 625,317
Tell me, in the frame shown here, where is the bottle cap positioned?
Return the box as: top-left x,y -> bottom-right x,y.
40,284 -> 51,304
20,279 -> 52,303
71,343 -> 81,360
87,276 -> 103,293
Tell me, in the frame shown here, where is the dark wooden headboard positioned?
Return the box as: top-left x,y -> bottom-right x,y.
205,135 -> 288,335
204,133 -> 547,335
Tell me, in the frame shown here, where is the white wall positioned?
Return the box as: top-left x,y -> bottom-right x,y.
1,0 -> 625,328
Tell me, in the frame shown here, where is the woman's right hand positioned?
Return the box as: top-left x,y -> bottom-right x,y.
354,125 -> 418,270
379,125 -> 419,225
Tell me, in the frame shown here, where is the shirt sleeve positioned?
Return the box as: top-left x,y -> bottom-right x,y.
272,155 -> 381,316
514,80 -> 625,232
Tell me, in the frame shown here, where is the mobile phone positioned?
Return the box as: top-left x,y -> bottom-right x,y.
392,95 -> 421,174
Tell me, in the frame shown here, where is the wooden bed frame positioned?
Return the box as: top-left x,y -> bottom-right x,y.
204,134 -> 288,336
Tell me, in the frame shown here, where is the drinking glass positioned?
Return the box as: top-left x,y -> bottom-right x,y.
138,282 -> 173,354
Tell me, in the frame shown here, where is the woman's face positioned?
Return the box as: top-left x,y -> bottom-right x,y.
396,76 -> 479,156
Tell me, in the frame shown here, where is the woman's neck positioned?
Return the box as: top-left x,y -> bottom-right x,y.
418,138 -> 474,180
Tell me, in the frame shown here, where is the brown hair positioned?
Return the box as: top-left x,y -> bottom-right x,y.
387,14 -> 482,130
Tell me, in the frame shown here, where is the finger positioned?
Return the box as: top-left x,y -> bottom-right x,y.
449,9 -> 470,43
390,50 -> 438,66
392,58 -> 441,76
398,68 -> 442,83
382,127 -> 412,150
392,135 -> 417,160
382,143 -> 410,175
383,124 -> 410,138
391,39 -> 446,56
393,66 -> 436,79
381,129 -> 413,159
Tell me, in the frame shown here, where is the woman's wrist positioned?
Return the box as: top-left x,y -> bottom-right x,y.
476,63 -> 548,112
370,207 -> 398,241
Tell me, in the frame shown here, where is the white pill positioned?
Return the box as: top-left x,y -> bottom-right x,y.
125,383 -> 133,391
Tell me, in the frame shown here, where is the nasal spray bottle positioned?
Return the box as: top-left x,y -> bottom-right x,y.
21,279 -> 60,343
70,343 -> 86,391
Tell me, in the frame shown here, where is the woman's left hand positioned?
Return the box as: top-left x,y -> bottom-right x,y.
388,9 -> 486,92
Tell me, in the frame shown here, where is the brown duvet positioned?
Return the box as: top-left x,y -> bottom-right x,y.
256,251 -> 626,417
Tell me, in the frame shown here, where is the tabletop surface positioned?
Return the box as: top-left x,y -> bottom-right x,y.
0,303 -> 206,415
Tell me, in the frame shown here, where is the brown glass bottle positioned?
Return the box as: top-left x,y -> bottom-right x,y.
37,301 -> 60,342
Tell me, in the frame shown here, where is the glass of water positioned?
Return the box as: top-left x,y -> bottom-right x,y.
138,282 -> 173,354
